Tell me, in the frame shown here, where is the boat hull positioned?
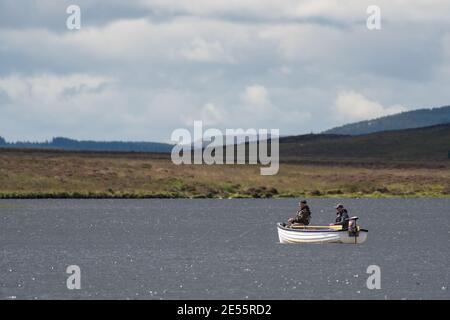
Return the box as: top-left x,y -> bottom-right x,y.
277,223 -> 368,244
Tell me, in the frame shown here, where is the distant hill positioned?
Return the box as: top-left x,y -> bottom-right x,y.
323,105 -> 450,135
0,136 -> 173,153
280,124 -> 450,162
210,124 -> 450,163
2,123 -> 450,162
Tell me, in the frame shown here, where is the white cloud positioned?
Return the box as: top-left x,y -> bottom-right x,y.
239,84 -> 311,129
0,74 -> 116,126
333,91 -> 407,121
181,102 -> 227,126
258,24 -> 342,62
181,37 -> 235,63
0,74 -> 117,137
1,1 -> 450,141
0,74 -> 114,102
279,66 -> 292,75
201,103 -> 226,125
242,85 -> 272,109
0,18 -> 240,66
0,73 -> 197,141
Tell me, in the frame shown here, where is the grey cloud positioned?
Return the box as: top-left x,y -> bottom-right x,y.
0,0 -> 150,31
0,1 -> 450,142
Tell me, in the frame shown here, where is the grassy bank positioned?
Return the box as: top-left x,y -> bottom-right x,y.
1,149 -> 450,199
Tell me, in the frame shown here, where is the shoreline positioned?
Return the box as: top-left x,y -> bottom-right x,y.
1,192 -> 449,199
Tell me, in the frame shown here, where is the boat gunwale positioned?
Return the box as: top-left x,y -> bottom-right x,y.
277,222 -> 368,233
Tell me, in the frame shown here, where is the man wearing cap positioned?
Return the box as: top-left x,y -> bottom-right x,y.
288,200 -> 311,226
332,204 -> 349,229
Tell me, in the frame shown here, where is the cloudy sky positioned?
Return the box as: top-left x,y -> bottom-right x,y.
1,0 -> 450,142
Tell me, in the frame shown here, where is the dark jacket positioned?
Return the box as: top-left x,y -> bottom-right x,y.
295,205 -> 311,225
335,209 -> 349,229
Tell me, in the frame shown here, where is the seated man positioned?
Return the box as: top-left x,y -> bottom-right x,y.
331,204 -> 349,229
288,200 -> 311,226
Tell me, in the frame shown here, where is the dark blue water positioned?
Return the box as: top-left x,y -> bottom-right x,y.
0,199 -> 449,299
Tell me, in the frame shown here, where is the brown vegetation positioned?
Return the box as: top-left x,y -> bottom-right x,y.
1,149 -> 449,198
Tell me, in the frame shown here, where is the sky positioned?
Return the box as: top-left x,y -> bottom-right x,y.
1,0 -> 450,143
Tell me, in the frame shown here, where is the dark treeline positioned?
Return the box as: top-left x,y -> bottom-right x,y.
0,136 -> 173,153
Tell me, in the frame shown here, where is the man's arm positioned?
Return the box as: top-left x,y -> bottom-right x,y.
343,211 -> 349,222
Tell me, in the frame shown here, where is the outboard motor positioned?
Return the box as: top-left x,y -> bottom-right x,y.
348,216 -> 360,237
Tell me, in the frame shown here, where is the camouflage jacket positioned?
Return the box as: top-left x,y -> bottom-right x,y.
295,205 -> 311,224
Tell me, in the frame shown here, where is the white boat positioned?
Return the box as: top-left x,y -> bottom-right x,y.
277,222 -> 368,244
